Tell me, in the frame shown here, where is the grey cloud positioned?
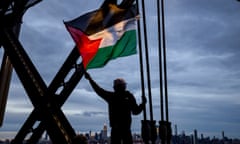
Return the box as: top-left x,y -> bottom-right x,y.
82,111 -> 107,117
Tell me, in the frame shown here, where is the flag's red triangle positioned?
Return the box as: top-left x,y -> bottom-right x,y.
66,26 -> 102,68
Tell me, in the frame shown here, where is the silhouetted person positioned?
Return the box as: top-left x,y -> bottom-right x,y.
85,72 -> 146,144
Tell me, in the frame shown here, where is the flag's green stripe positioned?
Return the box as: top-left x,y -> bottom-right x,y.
86,30 -> 137,69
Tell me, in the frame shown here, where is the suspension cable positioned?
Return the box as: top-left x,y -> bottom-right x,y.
136,0 -> 147,120
161,0 -> 169,122
141,0 -> 154,121
157,0 -> 164,122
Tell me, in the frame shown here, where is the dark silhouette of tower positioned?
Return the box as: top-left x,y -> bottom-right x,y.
174,125 -> 178,136
193,129 -> 198,144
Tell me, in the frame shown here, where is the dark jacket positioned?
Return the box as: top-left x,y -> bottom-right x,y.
88,78 -> 144,128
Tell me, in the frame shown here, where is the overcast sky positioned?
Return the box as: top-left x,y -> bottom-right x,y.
1,0 -> 240,140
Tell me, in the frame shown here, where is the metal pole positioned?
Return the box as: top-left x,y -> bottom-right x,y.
160,1 -> 172,144
157,0 -> 164,122
141,0 -> 153,122
140,1 -> 158,143
0,24 -> 21,126
136,0 -> 147,120
161,0 -> 169,123
0,53 -> 13,126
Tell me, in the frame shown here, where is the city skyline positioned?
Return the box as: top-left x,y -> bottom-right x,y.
1,0 -> 240,140
1,123 -> 239,142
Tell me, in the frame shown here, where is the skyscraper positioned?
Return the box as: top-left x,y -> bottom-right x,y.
193,129 -> 198,144
102,123 -> 108,140
174,124 -> 178,136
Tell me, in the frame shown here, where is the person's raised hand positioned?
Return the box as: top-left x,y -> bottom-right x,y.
142,96 -> 147,105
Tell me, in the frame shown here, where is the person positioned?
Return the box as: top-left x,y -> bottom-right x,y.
84,72 -> 146,144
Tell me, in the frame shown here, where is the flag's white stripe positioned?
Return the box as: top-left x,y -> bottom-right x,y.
88,18 -> 136,48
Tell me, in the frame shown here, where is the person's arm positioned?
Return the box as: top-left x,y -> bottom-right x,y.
85,72 -> 111,101
127,91 -> 147,115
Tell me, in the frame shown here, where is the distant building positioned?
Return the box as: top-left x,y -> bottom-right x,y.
102,123 -> 108,140
174,124 -> 178,136
194,129 -> 198,144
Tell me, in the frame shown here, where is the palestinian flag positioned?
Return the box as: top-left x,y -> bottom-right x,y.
64,4 -> 138,69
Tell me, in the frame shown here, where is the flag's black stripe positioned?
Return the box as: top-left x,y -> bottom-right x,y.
65,4 -> 137,35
